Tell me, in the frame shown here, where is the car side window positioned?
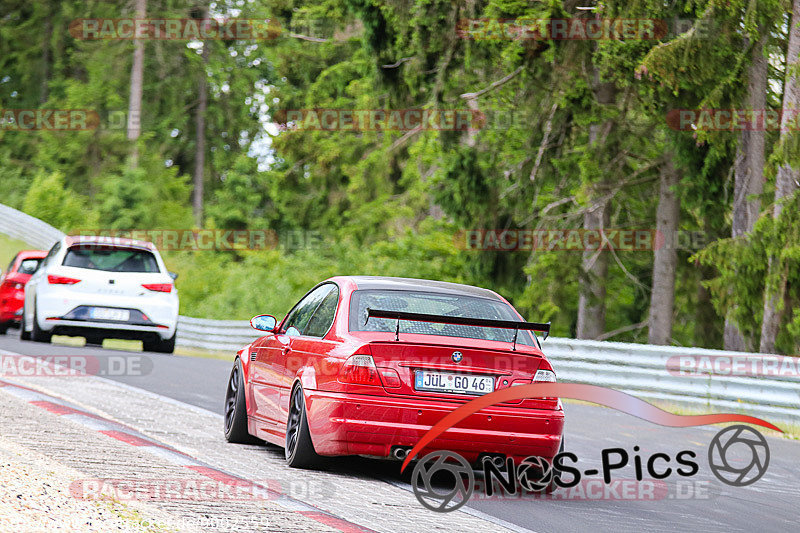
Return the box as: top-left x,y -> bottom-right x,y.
5,254 -> 17,274
304,286 -> 339,338
282,284 -> 335,335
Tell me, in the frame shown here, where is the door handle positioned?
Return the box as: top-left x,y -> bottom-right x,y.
282,346 -> 291,355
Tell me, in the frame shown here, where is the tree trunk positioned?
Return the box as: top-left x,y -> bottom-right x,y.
576,201 -> 610,339
760,0 -> 800,353
648,158 -> 680,345
193,40 -> 209,227
724,34 -> 767,351
576,77 -> 616,340
39,5 -> 52,105
126,0 -> 146,167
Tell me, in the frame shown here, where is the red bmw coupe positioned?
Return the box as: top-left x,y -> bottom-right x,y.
224,276 -> 564,469
0,250 -> 47,334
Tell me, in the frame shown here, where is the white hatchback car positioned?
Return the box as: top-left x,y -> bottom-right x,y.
21,236 -> 179,353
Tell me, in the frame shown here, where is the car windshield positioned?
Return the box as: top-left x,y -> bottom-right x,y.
349,289 -> 536,346
62,246 -> 160,273
18,258 -> 41,275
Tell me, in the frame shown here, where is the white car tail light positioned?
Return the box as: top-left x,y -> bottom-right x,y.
47,275 -> 81,285
142,283 -> 173,293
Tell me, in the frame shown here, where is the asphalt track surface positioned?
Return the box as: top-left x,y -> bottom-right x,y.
1,329 -> 797,532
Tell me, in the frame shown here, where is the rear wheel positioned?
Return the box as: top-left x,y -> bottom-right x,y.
143,329 -> 176,354
0,322 -> 8,335
19,313 -> 30,341
545,437 -> 566,494
285,385 -> 322,469
84,334 -> 105,346
224,358 -> 258,444
31,309 -> 52,343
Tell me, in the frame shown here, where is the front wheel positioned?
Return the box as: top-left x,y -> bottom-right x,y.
224,358 -> 259,444
285,385 -> 322,469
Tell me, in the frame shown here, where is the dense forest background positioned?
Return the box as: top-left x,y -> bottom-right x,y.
2,0 -> 800,354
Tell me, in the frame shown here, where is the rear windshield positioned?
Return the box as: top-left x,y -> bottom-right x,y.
18,258 -> 41,275
62,246 -> 160,273
349,289 -> 536,346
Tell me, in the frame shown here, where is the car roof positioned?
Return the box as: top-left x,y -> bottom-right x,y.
338,276 -> 505,301
17,250 -> 48,259
64,235 -> 156,251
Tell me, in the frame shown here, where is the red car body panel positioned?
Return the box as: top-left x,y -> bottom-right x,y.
0,250 -> 47,325
237,276 -> 564,464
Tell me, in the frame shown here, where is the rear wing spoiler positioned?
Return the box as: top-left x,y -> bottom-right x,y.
365,308 -> 550,350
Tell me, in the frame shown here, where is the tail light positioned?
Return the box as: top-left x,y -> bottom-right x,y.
142,283 -> 172,293
1,280 -> 23,290
48,275 -> 81,285
534,369 -> 557,382
377,368 -> 401,388
533,361 -> 558,402
340,354 -> 381,386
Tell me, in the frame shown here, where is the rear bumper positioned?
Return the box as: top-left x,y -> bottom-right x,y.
0,290 -> 25,323
35,289 -> 178,339
44,319 -> 173,341
305,390 -> 564,463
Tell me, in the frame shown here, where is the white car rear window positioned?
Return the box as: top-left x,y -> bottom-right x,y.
63,246 -> 160,273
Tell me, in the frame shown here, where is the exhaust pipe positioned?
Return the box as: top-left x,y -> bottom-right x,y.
479,453 -> 507,468
392,446 -> 410,460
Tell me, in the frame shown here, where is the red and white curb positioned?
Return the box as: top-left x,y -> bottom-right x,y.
0,378 -> 376,533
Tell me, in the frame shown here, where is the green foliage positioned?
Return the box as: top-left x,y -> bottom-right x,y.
22,171 -> 91,231
1,0 -> 797,351
696,191 -> 800,353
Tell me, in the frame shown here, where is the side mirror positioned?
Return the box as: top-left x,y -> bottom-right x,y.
168,271 -> 179,280
250,314 -> 277,332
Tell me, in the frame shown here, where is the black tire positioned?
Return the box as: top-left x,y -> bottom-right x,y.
20,315 -> 30,341
31,309 -> 52,343
84,335 -> 105,346
285,385 -> 322,469
0,322 -> 8,335
143,329 -> 176,354
224,358 -> 259,444
545,437 -> 566,494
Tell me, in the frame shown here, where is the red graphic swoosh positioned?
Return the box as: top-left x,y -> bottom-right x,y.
400,383 -> 782,472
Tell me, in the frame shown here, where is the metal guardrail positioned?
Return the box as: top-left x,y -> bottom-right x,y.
2,203 -> 799,424
178,316 -> 260,352
0,204 -> 66,250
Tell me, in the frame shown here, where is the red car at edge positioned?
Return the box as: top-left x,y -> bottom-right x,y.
0,250 -> 47,334
224,276 -> 564,469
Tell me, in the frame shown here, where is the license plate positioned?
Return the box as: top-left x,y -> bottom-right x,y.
89,307 -> 130,322
414,371 -> 494,396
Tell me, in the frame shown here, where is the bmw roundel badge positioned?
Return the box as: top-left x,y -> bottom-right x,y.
451,351 -> 463,363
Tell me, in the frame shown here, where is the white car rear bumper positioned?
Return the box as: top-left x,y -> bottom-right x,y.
35,288 -> 178,339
